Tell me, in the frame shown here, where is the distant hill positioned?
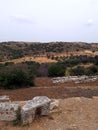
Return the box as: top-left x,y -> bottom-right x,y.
0,41 -> 98,62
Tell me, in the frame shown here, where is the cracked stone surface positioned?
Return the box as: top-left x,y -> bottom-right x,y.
0,103 -> 20,121
21,96 -> 51,125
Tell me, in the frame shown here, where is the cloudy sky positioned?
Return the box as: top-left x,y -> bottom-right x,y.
0,0 -> 98,42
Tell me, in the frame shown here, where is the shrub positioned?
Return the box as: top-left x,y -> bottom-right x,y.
85,65 -> 98,76
64,58 -> 80,67
69,66 -> 85,76
48,63 -> 65,77
0,70 -> 34,89
4,62 -> 14,66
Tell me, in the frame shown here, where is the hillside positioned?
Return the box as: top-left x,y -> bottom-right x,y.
0,42 -> 98,63
0,42 -> 98,89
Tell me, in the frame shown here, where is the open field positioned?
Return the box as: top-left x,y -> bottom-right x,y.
0,77 -> 98,101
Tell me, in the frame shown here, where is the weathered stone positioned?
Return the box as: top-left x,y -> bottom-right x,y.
21,96 -> 51,125
52,75 -> 98,84
50,99 -> 59,110
0,103 -> 20,121
41,103 -> 50,115
0,95 -> 10,102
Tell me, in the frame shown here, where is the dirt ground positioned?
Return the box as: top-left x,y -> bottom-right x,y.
1,78 -> 98,130
1,97 -> 98,130
0,77 -> 98,101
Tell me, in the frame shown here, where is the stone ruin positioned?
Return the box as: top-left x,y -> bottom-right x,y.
52,75 -> 98,84
0,95 -> 11,102
0,95 -> 59,125
0,102 -> 20,121
21,96 -> 51,125
0,95 -> 20,121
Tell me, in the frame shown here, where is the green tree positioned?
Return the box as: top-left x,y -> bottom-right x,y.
48,64 -> 65,77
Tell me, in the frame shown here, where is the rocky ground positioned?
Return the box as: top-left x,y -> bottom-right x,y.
0,78 -> 98,130
0,97 -> 98,130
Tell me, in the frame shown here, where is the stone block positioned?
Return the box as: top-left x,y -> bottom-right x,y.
21,96 -> 51,125
50,99 -> 59,110
0,95 -> 10,102
0,103 -> 20,121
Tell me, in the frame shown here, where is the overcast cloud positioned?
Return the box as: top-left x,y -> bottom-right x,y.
11,16 -> 37,24
0,0 -> 98,42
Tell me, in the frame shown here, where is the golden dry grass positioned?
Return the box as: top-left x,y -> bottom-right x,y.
51,51 -> 98,57
0,56 -> 57,64
0,50 -> 98,64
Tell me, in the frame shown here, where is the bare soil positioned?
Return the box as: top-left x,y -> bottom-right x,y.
1,97 -> 98,130
1,78 -> 98,130
0,78 -> 98,101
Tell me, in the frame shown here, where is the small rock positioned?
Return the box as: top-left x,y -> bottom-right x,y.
0,95 -> 10,103
50,99 -> 59,110
0,103 -> 20,121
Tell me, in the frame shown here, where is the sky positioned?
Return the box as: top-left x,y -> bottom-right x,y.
0,0 -> 98,43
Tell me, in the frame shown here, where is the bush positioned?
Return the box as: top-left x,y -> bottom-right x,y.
48,63 -> 65,77
65,58 -> 80,67
95,61 -> 98,66
0,70 -> 34,89
4,62 -> 14,66
85,66 -> 98,76
69,66 -> 85,76
66,65 -> 98,76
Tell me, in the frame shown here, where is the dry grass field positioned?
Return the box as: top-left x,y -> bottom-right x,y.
1,56 -> 57,64
1,50 -> 98,64
0,42 -> 98,63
